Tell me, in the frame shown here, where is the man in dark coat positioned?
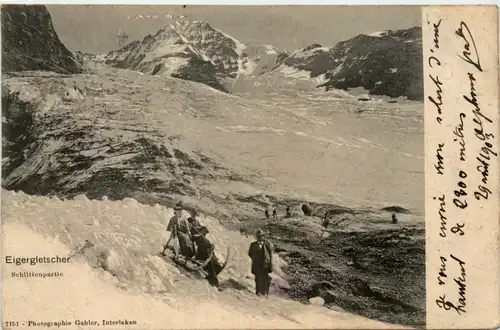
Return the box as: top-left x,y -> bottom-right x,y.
191,225 -> 224,291
248,229 -> 273,297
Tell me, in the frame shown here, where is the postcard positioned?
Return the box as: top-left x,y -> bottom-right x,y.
1,4 -> 498,329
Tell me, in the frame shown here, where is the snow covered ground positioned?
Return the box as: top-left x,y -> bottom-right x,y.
2,190 -> 406,329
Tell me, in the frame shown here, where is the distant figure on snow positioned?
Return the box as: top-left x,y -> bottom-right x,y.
392,213 -> 398,224
285,206 -> 292,218
73,81 -> 83,95
240,225 -> 249,238
272,209 -> 278,220
248,229 -> 273,297
164,202 -> 195,259
265,209 -> 270,219
322,214 -> 330,229
320,214 -> 330,239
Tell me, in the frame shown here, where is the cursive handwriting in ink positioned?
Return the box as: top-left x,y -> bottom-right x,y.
453,113 -> 466,161
453,170 -> 468,209
451,223 -> 465,236
465,73 -> 492,142
475,184 -> 492,201
451,254 -> 467,314
427,18 -> 444,124
463,70 -> 497,202
436,295 -> 465,315
435,255 -> 467,315
429,56 -> 441,68
456,22 -> 482,72
438,256 -> 447,285
477,142 -> 497,185
434,195 -> 447,238
475,141 -> 497,200
429,74 -> 444,124
433,19 -> 442,49
434,143 -> 445,175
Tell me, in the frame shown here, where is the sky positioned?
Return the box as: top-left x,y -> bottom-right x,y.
47,5 -> 422,54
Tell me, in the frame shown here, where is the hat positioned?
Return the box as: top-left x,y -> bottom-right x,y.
173,202 -> 184,211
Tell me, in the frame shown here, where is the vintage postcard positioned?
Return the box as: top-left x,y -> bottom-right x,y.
1,3 -> 498,329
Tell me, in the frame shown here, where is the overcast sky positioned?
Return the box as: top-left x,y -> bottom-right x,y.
47,5 -> 422,54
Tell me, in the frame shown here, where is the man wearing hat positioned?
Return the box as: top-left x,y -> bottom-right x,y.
164,202 -> 195,259
248,228 -> 274,297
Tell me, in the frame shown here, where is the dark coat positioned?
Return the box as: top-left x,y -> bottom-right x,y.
248,240 -> 273,275
193,235 -> 214,261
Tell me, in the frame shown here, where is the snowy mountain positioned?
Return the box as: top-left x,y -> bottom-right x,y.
1,5 -> 82,74
273,27 -> 423,100
105,22 -> 422,100
105,20 -> 285,92
1,6 -> 425,327
0,4 -> 422,100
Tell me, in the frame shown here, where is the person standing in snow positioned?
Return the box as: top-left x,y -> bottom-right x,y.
164,202 -> 195,259
248,229 -> 273,297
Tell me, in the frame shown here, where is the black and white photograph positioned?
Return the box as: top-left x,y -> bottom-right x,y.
2,4 -> 425,329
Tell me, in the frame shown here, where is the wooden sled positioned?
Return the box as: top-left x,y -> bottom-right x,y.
159,245 -> 231,276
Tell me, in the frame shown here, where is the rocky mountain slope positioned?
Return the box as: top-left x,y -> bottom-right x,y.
104,20 -> 422,100
1,5 -> 82,74
274,27 -> 423,100
105,20 -> 285,92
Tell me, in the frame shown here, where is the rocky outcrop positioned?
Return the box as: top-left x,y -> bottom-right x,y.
1,5 -> 82,74
274,27 -> 423,100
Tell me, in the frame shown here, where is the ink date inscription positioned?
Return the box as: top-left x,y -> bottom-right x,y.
456,22 -> 497,202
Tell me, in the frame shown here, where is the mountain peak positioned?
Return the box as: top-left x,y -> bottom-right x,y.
171,19 -> 218,36
105,18 -> 253,92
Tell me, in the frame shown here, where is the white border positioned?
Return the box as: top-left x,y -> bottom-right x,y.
0,1 -> 498,5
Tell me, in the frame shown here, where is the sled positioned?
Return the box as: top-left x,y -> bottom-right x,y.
159,245 -> 230,276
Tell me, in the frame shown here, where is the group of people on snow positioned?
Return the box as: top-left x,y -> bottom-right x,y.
163,202 -> 273,297
265,206 -> 292,220
265,208 -> 278,220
